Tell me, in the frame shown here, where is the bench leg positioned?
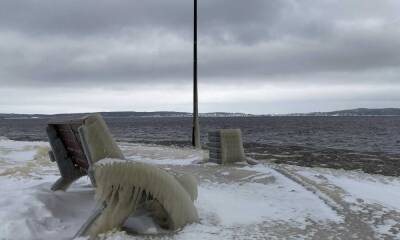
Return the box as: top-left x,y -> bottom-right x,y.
74,203 -> 106,238
51,175 -> 84,191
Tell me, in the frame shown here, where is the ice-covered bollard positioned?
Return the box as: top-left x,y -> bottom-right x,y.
208,129 -> 246,164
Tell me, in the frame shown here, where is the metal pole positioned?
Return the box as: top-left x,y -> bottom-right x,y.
192,0 -> 201,148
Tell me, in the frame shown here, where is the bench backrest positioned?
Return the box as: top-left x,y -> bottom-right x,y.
47,113 -> 124,188
48,118 -> 89,170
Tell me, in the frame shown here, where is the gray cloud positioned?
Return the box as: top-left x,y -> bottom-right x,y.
0,0 -> 282,39
0,0 -> 400,113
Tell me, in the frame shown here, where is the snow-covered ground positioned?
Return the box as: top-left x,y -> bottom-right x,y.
0,138 -> 399,239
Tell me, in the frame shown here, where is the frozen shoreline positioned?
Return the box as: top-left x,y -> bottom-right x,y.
0,138 -> 399,239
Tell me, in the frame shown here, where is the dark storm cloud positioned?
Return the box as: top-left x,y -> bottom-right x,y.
0,0 -> 399,87
0,0 -> 281,39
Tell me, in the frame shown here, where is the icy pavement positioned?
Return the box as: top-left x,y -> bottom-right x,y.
0,138 -> 399,239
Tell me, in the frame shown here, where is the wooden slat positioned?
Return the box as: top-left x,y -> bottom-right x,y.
209,152 -> 221,159
209,157 -> 222,164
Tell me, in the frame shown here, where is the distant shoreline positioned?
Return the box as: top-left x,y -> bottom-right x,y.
2,115 -> 400,120
1,108 -> 400,118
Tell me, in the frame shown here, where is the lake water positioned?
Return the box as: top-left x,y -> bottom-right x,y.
1,116 -> 400,175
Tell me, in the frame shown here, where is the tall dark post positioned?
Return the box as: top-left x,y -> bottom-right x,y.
192,0 -> 201,148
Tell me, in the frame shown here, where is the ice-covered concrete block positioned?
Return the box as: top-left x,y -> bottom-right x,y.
208,129 -> 246,164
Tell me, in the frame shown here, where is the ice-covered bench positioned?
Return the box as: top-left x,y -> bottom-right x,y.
46,114 -> 198,237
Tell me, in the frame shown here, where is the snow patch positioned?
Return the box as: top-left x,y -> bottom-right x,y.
325,174 -> 400,210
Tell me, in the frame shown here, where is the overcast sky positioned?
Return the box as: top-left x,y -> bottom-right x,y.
1,0 -> 399,114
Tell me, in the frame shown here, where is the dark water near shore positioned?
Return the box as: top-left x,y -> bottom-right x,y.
1,116 -> 400,176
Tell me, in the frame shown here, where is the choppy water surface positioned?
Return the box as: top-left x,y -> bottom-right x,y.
1,116 -> 400,175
